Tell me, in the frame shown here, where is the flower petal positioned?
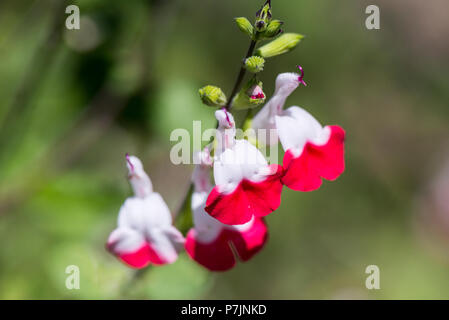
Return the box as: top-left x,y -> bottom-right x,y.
281,125 -> 345,191
145,226 -> 185,265
188,174 -> 270,271
187,182 -> 234,271
185,229 -> 236,271
213,139 -> 270,193
107,228 -> 152,268
206,164 -> 283,225
118,244 -> 154,268
118,193 -> 172,232
192,190 -> 223,242
226,218 -> 268,262
251,73 -> 301,146
275,106 -> 327,157
126,155 -> 153,198
215,109 -> 237,156
185,218 -> 268,271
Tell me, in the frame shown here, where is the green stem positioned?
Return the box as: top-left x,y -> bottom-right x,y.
225,39 -> 257,110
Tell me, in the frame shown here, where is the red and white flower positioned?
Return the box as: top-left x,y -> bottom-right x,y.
185,149 -> 268,271
107,155 -> 185,269
252,68 -> 345,192
252,72 -> 304,146
205,109 -> 283,225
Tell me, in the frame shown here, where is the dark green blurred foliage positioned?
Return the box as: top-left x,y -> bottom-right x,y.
0,0 -> 449,299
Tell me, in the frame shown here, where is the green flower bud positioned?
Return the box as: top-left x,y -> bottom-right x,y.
244,56 -> 265,73
263,19 -> 283,38
198,85 -> 227,107
234,17 -> 254,38
255,33 -> 304,58
232,78 -> 266,110
255,0 -> 272,32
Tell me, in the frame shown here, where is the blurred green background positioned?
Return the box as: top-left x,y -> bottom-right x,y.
1,0 -> 449,299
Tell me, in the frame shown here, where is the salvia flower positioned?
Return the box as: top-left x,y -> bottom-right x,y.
105,2 -> 345,275
107,155 -> 185,268
185,149 -> 268,271
252,72 -> 305,146
252,67 -> 345,192
205,109 -> 283,225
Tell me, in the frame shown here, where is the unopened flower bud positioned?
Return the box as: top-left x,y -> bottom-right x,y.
255,0 -> 272,32
255,33 -> 303,58
244,56 -> 265,73
232,79 -> 266,110
250,85 -> 265,101
234,17 -> 254,38
263,19 -> 283,38
198,85 -> 227,107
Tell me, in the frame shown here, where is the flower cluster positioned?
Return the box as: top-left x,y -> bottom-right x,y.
107,70 -> 345,271
106,0 -> 345,272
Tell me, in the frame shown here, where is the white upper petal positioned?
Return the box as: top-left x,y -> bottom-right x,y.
252,73 -> 301,146
213,139 -> 268,193
274,72 -> 301,97
251,95 -> 278,133
127,155 -> 153,198
192,148 -> 213,193
214,109 -> 236,156
118,193 -> 173,233
215,109 -> 235,129
192,161 -> 213,193
117,197 -> 147,233
275,106 -> 330,157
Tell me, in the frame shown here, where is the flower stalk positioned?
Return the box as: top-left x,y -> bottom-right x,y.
225,39 -> 258,110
